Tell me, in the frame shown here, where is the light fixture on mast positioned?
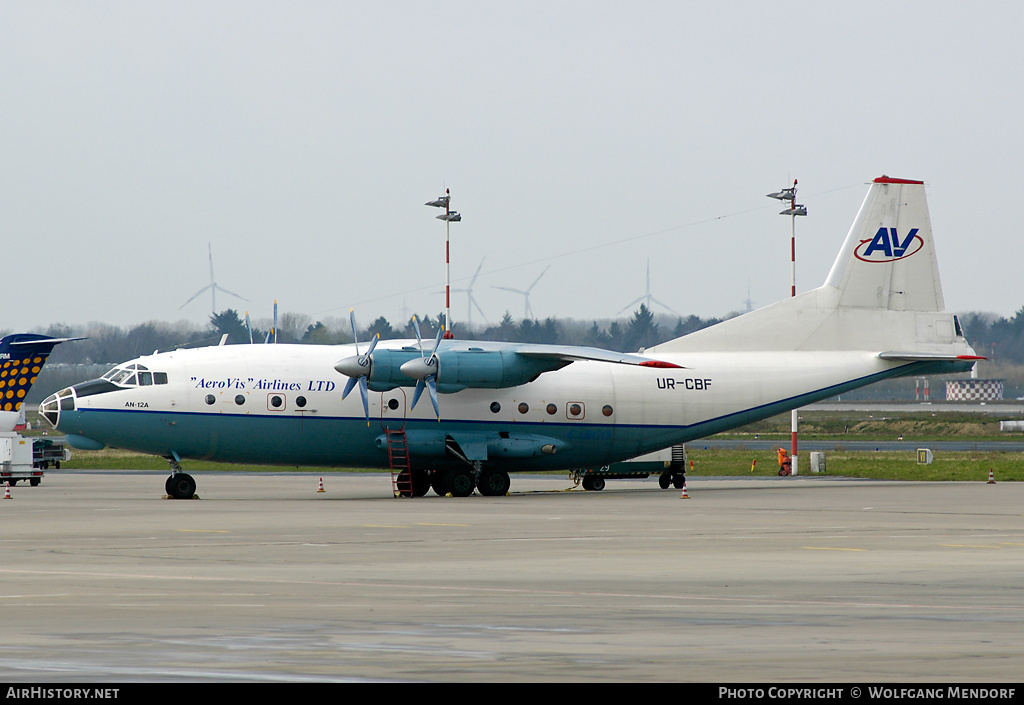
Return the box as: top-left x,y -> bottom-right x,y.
767,179 -> 808,472
767,179 -> 807,298
425,188 -> 460,339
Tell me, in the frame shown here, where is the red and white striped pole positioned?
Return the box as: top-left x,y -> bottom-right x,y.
768,179 -> 806,475
789,180 -> 798,471
444,188 -> 453,339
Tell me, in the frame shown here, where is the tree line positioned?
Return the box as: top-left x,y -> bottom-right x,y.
15,304 -> 1024,366
25,304 -> 728,367
958,307 -> 1024,365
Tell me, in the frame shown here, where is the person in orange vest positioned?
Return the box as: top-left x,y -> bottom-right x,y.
777,447 -> 792,476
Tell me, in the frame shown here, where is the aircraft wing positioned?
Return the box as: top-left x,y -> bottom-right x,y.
337,339 -> 684,403
511,344 -> 684,369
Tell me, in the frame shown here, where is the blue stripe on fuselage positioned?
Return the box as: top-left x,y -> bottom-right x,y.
60,359 -> 962,471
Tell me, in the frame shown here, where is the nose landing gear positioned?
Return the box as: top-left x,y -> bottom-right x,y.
165,457 -> 197,499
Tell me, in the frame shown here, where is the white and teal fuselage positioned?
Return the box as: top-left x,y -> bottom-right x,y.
51,342 -> 968,471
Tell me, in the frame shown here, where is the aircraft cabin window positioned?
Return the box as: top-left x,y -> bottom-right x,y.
154,372 -> 168,385
546,403 -> 557,415
490,402 -> 501,413
235,395 -> 245,405
518,402 -> 529,414
602,405 -> 614,417
205,395 -> 215,405
138,372 -> 153,386
296,396 -> 307,408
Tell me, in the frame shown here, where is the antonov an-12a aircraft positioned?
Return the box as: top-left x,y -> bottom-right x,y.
41,177 -> 981,499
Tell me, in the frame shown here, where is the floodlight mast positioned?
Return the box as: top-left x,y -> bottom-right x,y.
767,179 -> 807,472
425,189 -> 460,339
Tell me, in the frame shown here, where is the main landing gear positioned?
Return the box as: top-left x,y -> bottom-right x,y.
165,458 -> 197,500
422,465 -> 511,498
658,471 -> 687,490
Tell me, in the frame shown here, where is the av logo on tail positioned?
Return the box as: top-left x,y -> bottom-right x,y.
855,227 -> 923,262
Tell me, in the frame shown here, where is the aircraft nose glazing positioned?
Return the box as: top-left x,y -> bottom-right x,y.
39,388 -> 76,428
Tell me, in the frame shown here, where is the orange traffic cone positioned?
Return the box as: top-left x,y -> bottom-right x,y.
987,469 -> 996,485
317,477 -> 325,493
3,482 -> 10,499
679,481 -> 689,499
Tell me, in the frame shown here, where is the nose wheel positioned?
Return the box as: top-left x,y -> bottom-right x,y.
165,459 -> 197,499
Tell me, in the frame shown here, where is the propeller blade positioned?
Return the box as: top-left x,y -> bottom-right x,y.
425,377 -> 440,420
265,300 -> 278,343
357,377 -> 370,425
411,315 -> 424,352
430,325 -> 443,357
342,375 -> 358,400
365,332 -> 379,357
244,312 -> 253,344
411,379 -> 425,410
349,309 -> 360,354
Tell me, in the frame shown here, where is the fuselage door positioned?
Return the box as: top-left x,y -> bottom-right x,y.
380,389 -> 407,430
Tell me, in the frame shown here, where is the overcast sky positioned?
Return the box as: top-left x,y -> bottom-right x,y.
3,1 -> 1022,336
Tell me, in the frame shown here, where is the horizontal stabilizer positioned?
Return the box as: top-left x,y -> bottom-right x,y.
9,337 -> 86,347
878,352 -> 985,362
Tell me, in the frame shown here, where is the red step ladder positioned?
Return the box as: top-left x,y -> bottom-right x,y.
385,428 -> 413,497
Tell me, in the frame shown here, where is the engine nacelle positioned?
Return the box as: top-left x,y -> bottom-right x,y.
402,348 -> 566,392
339,347 -> 568,394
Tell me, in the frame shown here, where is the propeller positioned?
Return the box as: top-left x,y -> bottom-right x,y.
244,311 -> 254,344
400,316 -> 443,420
334,309 -> 379,423
265,300 -> 278,343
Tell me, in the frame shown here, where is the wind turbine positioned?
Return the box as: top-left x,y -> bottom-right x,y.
179,243 -> 248,315
493,265 -> 549,320
618,259 -> 679,315
450,257 -> 489,330
743,279 -> 755,313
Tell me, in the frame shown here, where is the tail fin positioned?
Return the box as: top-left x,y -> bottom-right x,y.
0,334 -> 82,429
824,176 -> 943,312
650,176 -> 977,359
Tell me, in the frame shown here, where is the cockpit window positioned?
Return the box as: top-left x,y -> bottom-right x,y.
101,363 -> 169,387
107,369 -> 133,384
